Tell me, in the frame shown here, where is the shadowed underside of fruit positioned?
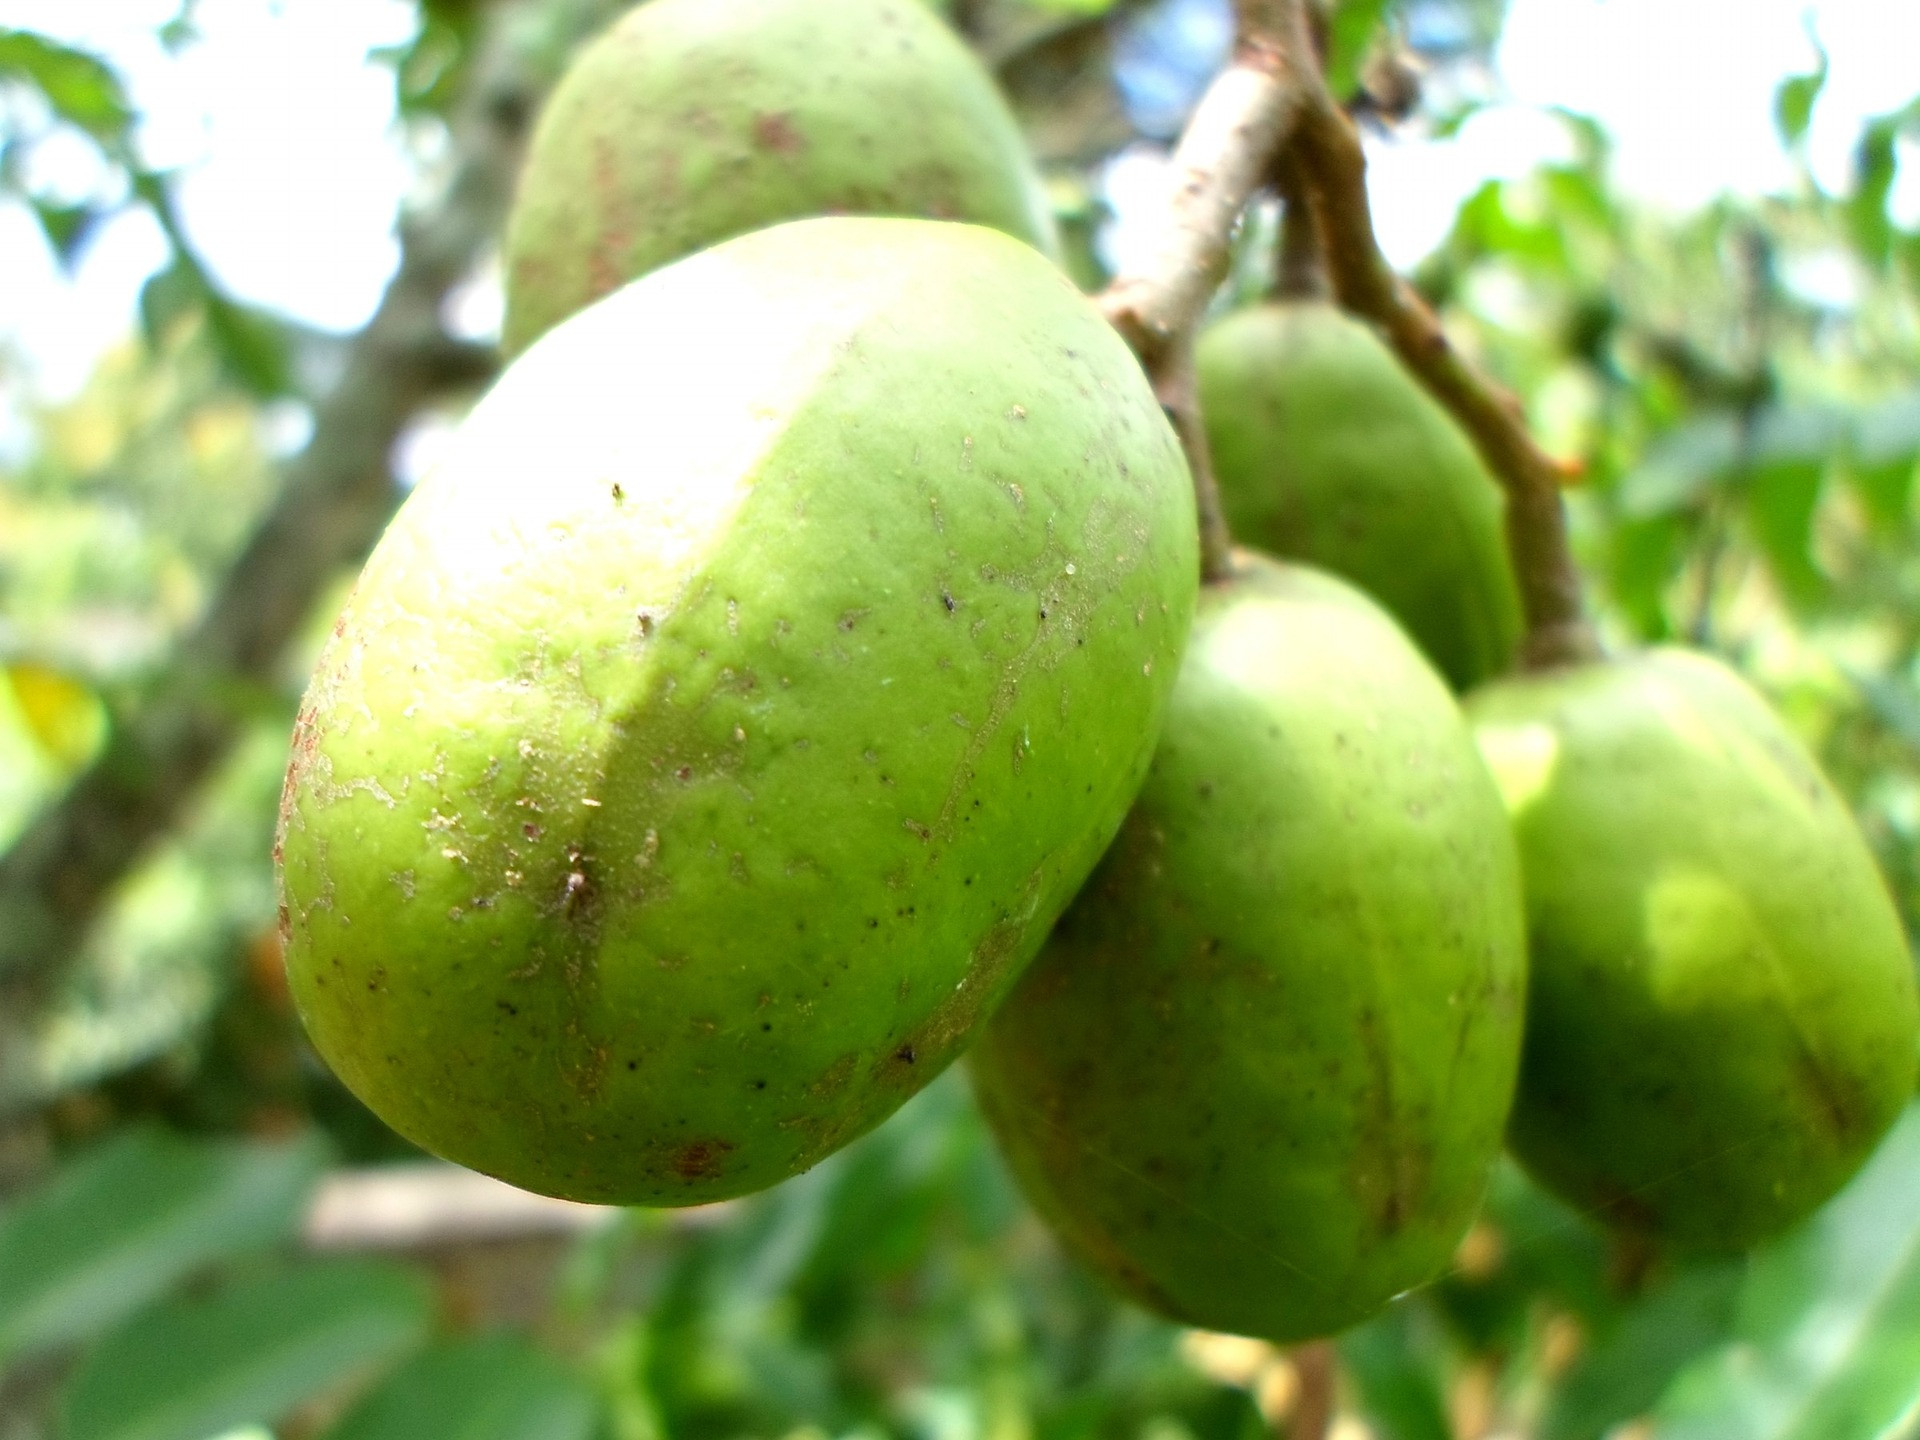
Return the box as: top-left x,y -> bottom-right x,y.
971,556 -> 1526,1342
276,218 -> 1197,1206
1196,302 -> 1522,691
1469,649 -> 1920,1251
501,0 -> 1059,354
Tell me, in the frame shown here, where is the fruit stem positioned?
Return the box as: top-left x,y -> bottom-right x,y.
1097,2 -> 1313,586
1286,1341 -> 1338,1440
1270,154 -> 1330,301
1095,0 -> 1595,641
1163,343 -> 1242,585
1269,0 -> 1601,669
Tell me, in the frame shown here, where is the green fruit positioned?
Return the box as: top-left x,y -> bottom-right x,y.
277,218 -> 1197,1205
1469,649 -> 1920,1251
972,556 -> 1526,1341
1196,301 -> 1522,690
502,0 -> 1059,355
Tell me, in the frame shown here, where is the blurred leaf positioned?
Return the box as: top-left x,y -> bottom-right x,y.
0,28 -> 134,145
1652,1104 -> 1920,1439
1340,1302 -> 1452,1440
1607,514 -> 1686,640
1449,180 -> 1570,274
1432,1160 -> 1616,1357
1850,392 -> 1920,530
60,1258 -> 433,1440
135,198 -> 292,397
140,258 -> 210,349
0,1128 -> 328,1364
30,198 -> 109,270
202,293 -> 293,398
1326,0 -> 1394,100
1619,418 -> 1740,518
5,661 -> 108,770
1848,670 -> 1920,759
1746,405 -> 1844,603
325,1335 -> 599,1440
1540,1262 -> 1744,1440
1847,111 -> 1913,268
1746,453 -> 1825,601
1773,40 -> 1827,149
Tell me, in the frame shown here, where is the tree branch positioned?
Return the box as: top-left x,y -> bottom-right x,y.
1098,5 -> 1313,585
0,5 -> 563,1106
1271,0 -> 1598,668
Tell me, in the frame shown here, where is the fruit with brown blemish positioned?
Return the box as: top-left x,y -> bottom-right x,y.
501,0 -> 1058,354
1468,649 -> 1920,1251
275,217 -> 1196,1205
971,556 -> 1526,1341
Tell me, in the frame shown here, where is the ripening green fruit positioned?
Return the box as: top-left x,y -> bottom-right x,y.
972,557 -> 1526,1341
501,0 -> 1058,354
1195,301 -> 1522,690
1469,650 -> 1920,1251
277,218 -> 1197,1205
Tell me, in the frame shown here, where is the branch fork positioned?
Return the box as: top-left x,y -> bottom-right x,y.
1096,0 -> 1598,667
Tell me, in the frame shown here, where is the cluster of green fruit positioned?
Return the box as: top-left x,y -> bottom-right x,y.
275,0 -> 1920,1346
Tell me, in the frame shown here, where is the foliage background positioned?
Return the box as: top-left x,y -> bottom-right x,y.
1,1 -> 1919,1438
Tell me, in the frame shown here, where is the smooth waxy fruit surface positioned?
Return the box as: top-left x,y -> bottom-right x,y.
972,557 -> 1526,1342
1470,650 -> 1920,1251
277,218 -> 1198,1205
1196,301 -> 1522,690
502,0 -> 1058,354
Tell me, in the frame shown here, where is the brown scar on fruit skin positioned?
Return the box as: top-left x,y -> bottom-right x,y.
872,892 -> 1039,1088
751,111 -> 805,154
671,1138 -> 737,1181
588,132 -> 637,304
1795,1047 -> 1870,1148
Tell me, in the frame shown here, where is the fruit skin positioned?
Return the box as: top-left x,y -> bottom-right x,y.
1468,649 -> 1920,1251
1195,301 -> 1522,690
971,556 -> 1526,1342
502,0 -> 1059,355
276,218 -> 1197,1206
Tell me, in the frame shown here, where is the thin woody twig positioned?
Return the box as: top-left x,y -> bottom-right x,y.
1270,0 -> 1597,668
1286,1341 -> 1337,1440
1097,6 -> 1312,584
1270,153 -> 1329,300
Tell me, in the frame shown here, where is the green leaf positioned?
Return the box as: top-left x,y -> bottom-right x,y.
1325,0 -> 1394,100
1618,418 -> 1740,518
203,293 -> 293,398
0,29 -> 134,145
1848,116 -> 1901,267
1850,392 -> 1920,530
325,1335 -> 600,1440
138,255 -> 292,397
1743,404 -> 1843,603
60,1259 -> 434,1440
1849,670 -> 1920,759
0,1128 -> 328,1364
1652,1103 -> 1920,1440
1540,1262 -> 1744,1440
1448,180 -> 1570,274
1773,39 -> 1828,149
4,662 -> 107,771
1341,1302 -> 1451,1440
140,256 -> 210,347
30,198 -> 107,269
